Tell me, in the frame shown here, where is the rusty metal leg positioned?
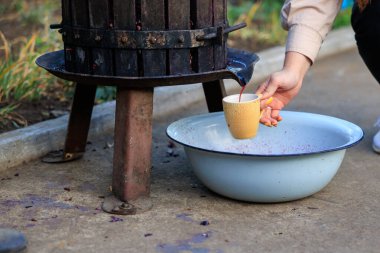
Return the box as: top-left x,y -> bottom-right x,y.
202,79 -> 227,112
102,87 -> 154,215
42,83 -> 97,163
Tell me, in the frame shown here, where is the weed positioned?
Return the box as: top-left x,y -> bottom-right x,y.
1,0 -> 60,27
0,0 -> 68,127
0,29 -> 67,127
228,1 -> 287,46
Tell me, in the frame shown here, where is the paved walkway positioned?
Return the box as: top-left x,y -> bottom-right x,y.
0,48 -> 379,253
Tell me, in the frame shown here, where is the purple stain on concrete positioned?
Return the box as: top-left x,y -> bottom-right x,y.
176,213 -> 193,222
188,232 -> 211,244
44,177 -> 73,189
1,196 -> 71,209
156,232 -> 212,253
0,194 -> 89,212
0,224 -> 14,229
157,244 -> 209,253
109,216 -> 124,222
74,205 -> 91,212
157,243 -> 192,253
78,181 -> 97,192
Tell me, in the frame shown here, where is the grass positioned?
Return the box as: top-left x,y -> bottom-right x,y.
228,1 -> 284,45
228,0 -> 353,46
0,27 -> 68,127
0,0 -> 59,27
0,0 -> 62,127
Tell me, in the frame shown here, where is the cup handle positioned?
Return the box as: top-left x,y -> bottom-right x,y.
259,96 -> 273,118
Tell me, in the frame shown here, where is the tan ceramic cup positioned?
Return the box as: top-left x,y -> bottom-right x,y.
222,93 -> 262,139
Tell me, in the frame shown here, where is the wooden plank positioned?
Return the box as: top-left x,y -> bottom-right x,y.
113,0 -> 138,76
88,0 -> 113,75
88,0 -> 109,28
113,0 -> 135,28
167,0 -> 191,75
213,0 -> 227,69
192,0 -> 214,72
62,0 -> 75,71
64,47 -> 75,72
70,0 -> 90,73
62,0 -> 72,71
141,0 -> 166,76
70,0 -> 88,27
61,0 -> 71,26
74,47 -> 91,73
91,49 -> 113,75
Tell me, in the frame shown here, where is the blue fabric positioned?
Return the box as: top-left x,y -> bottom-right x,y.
341,0 -> 354,10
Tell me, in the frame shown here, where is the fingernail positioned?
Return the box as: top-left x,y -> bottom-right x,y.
265,97 -> 273,105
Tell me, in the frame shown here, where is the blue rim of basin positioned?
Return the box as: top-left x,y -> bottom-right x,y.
166,111 -> 364,158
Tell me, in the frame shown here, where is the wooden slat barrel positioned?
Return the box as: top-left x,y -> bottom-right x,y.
60,0 -> 229,77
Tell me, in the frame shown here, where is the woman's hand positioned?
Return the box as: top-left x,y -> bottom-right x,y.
256,51 -> 312,126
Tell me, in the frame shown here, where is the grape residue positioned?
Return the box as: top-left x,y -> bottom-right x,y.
239,85 -> 246,103
226,58 -> 249,102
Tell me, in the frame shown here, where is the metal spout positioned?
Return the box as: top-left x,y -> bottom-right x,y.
226,48 -> 260,86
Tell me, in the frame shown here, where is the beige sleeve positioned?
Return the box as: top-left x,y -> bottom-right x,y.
281,0 -> 342,63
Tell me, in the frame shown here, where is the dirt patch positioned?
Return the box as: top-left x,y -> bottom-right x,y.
0,85 -> 72,134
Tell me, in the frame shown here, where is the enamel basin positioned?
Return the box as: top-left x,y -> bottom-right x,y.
166,111 -> 363,202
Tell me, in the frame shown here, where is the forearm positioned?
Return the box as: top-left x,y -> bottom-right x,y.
281,0 -> 342,63
283,51 -> 311,81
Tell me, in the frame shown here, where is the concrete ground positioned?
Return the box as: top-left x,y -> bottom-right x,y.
1,48 -> 380,253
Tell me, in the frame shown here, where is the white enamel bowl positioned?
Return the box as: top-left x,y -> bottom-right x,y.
167,111 -> 363,202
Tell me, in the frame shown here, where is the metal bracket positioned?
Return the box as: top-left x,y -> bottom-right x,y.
50,22 -> 246,50
102,195 -> 152,215
41,150 -> 83,163
195,22 -> 246,42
